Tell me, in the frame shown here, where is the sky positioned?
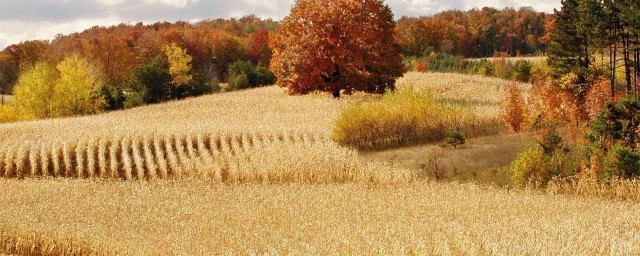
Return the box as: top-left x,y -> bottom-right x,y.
0,0 -> 562,49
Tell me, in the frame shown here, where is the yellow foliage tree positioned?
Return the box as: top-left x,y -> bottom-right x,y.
164,43 -> 192,87
54,55 -> 105,116
13,56 -> 104,119
13,62 -> 56,118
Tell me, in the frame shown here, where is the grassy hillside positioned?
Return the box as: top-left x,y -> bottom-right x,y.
1,73 -> 638,254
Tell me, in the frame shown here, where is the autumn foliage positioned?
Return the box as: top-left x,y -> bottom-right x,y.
270,0 -> 404,96
501,84 -> 528,132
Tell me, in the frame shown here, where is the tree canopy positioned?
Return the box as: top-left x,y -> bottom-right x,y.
270,0 -> 404,97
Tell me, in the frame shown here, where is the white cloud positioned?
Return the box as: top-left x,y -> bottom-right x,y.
0,17 -> 124,48
0,0 -> 562,48
143,0 -> 189,8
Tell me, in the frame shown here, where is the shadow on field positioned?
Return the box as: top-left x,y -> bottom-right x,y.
361,132 -> 535,185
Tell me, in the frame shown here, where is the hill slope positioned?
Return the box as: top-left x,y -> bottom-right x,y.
1,73 -> 639,255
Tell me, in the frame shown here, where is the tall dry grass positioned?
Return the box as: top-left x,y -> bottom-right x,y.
333,88 -> 501,150
0,228 -> 115,256
547,177 -> 640,202
396,72 -> 532,119
0,179 -> 639,255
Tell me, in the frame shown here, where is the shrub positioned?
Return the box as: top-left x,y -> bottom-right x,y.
468,60 -> 495,76
492,52 -> 513,79
441,131 -> 465,149
0,105 -> 24,123
188,71 -> 216,96
124,90 -> 146,109
254,65 -> 277,86
603,145 -> 640,179
538,129 -> 564,154
228,60 -> 276,90
412,60 -> 428,72
228,73 -> 250,90
588,97 -> 640,149
427,54 -> 465,73
513,60 -> 533,82
333,88 -> 497,150
510,144 -> 546,187
101,85 -> 125,111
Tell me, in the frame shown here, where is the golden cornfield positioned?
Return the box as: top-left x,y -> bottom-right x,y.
1,180 -> 639,255
1,73 -> 639,255
0,86 -> 411,183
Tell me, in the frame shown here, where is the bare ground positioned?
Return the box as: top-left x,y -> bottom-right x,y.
362,132 -> 536,185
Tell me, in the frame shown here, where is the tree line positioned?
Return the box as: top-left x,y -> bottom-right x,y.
0,16 -> 278,118
501,0 -> 640,185
395,7 -> 555,58
549,0 -> 640,97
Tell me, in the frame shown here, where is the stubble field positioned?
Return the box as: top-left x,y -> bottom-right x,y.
1,72 -> 639,255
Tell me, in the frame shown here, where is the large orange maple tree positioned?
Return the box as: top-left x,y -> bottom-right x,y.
270,0 -> 404,97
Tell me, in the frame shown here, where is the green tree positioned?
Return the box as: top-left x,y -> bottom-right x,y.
588,97 -> 640,150
603,144 -> 640,178
548,0 -> 591,80
130,61 -> 173,104
228,60 -> 276,90
13,62 -> 56,118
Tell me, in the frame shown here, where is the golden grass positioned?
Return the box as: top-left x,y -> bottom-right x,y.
0,73 -> 529,182
396,72 -> 532,119
547,177 -> 640,202
0,179 -> 639,255
1,228 -> 114,256
0,86 -> 413,183
4,73 -> 637,255
466,56 -> 548,64
333,88 -> 501,150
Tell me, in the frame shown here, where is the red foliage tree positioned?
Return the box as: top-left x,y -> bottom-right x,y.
270,0 -> 404,97
248,29 -> 272,66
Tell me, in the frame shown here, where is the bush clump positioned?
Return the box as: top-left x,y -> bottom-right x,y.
510,131 -> 582,187
604,145 -> 640,179
333,88 -> 498,150
510,144 -> 547,187
513,60 -> 533,82
441,131 -> 466,149
228,60 -> 276,90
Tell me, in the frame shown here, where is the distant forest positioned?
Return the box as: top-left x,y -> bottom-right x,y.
0,7 -> 554,94
396,7 -> 555,58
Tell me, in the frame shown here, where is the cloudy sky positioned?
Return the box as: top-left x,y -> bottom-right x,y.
0,0 -> 561,49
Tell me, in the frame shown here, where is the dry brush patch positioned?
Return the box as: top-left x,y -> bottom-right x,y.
0,179 -> 639,255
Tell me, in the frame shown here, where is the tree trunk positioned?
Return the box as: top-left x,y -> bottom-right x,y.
610,14 -> 616,97
621,28 -> 633,94
332,88 -> 341,99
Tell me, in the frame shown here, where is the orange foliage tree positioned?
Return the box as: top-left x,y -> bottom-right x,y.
501,84 -> 528,132
270,0 -> 404,97
584,76 -> 625,122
